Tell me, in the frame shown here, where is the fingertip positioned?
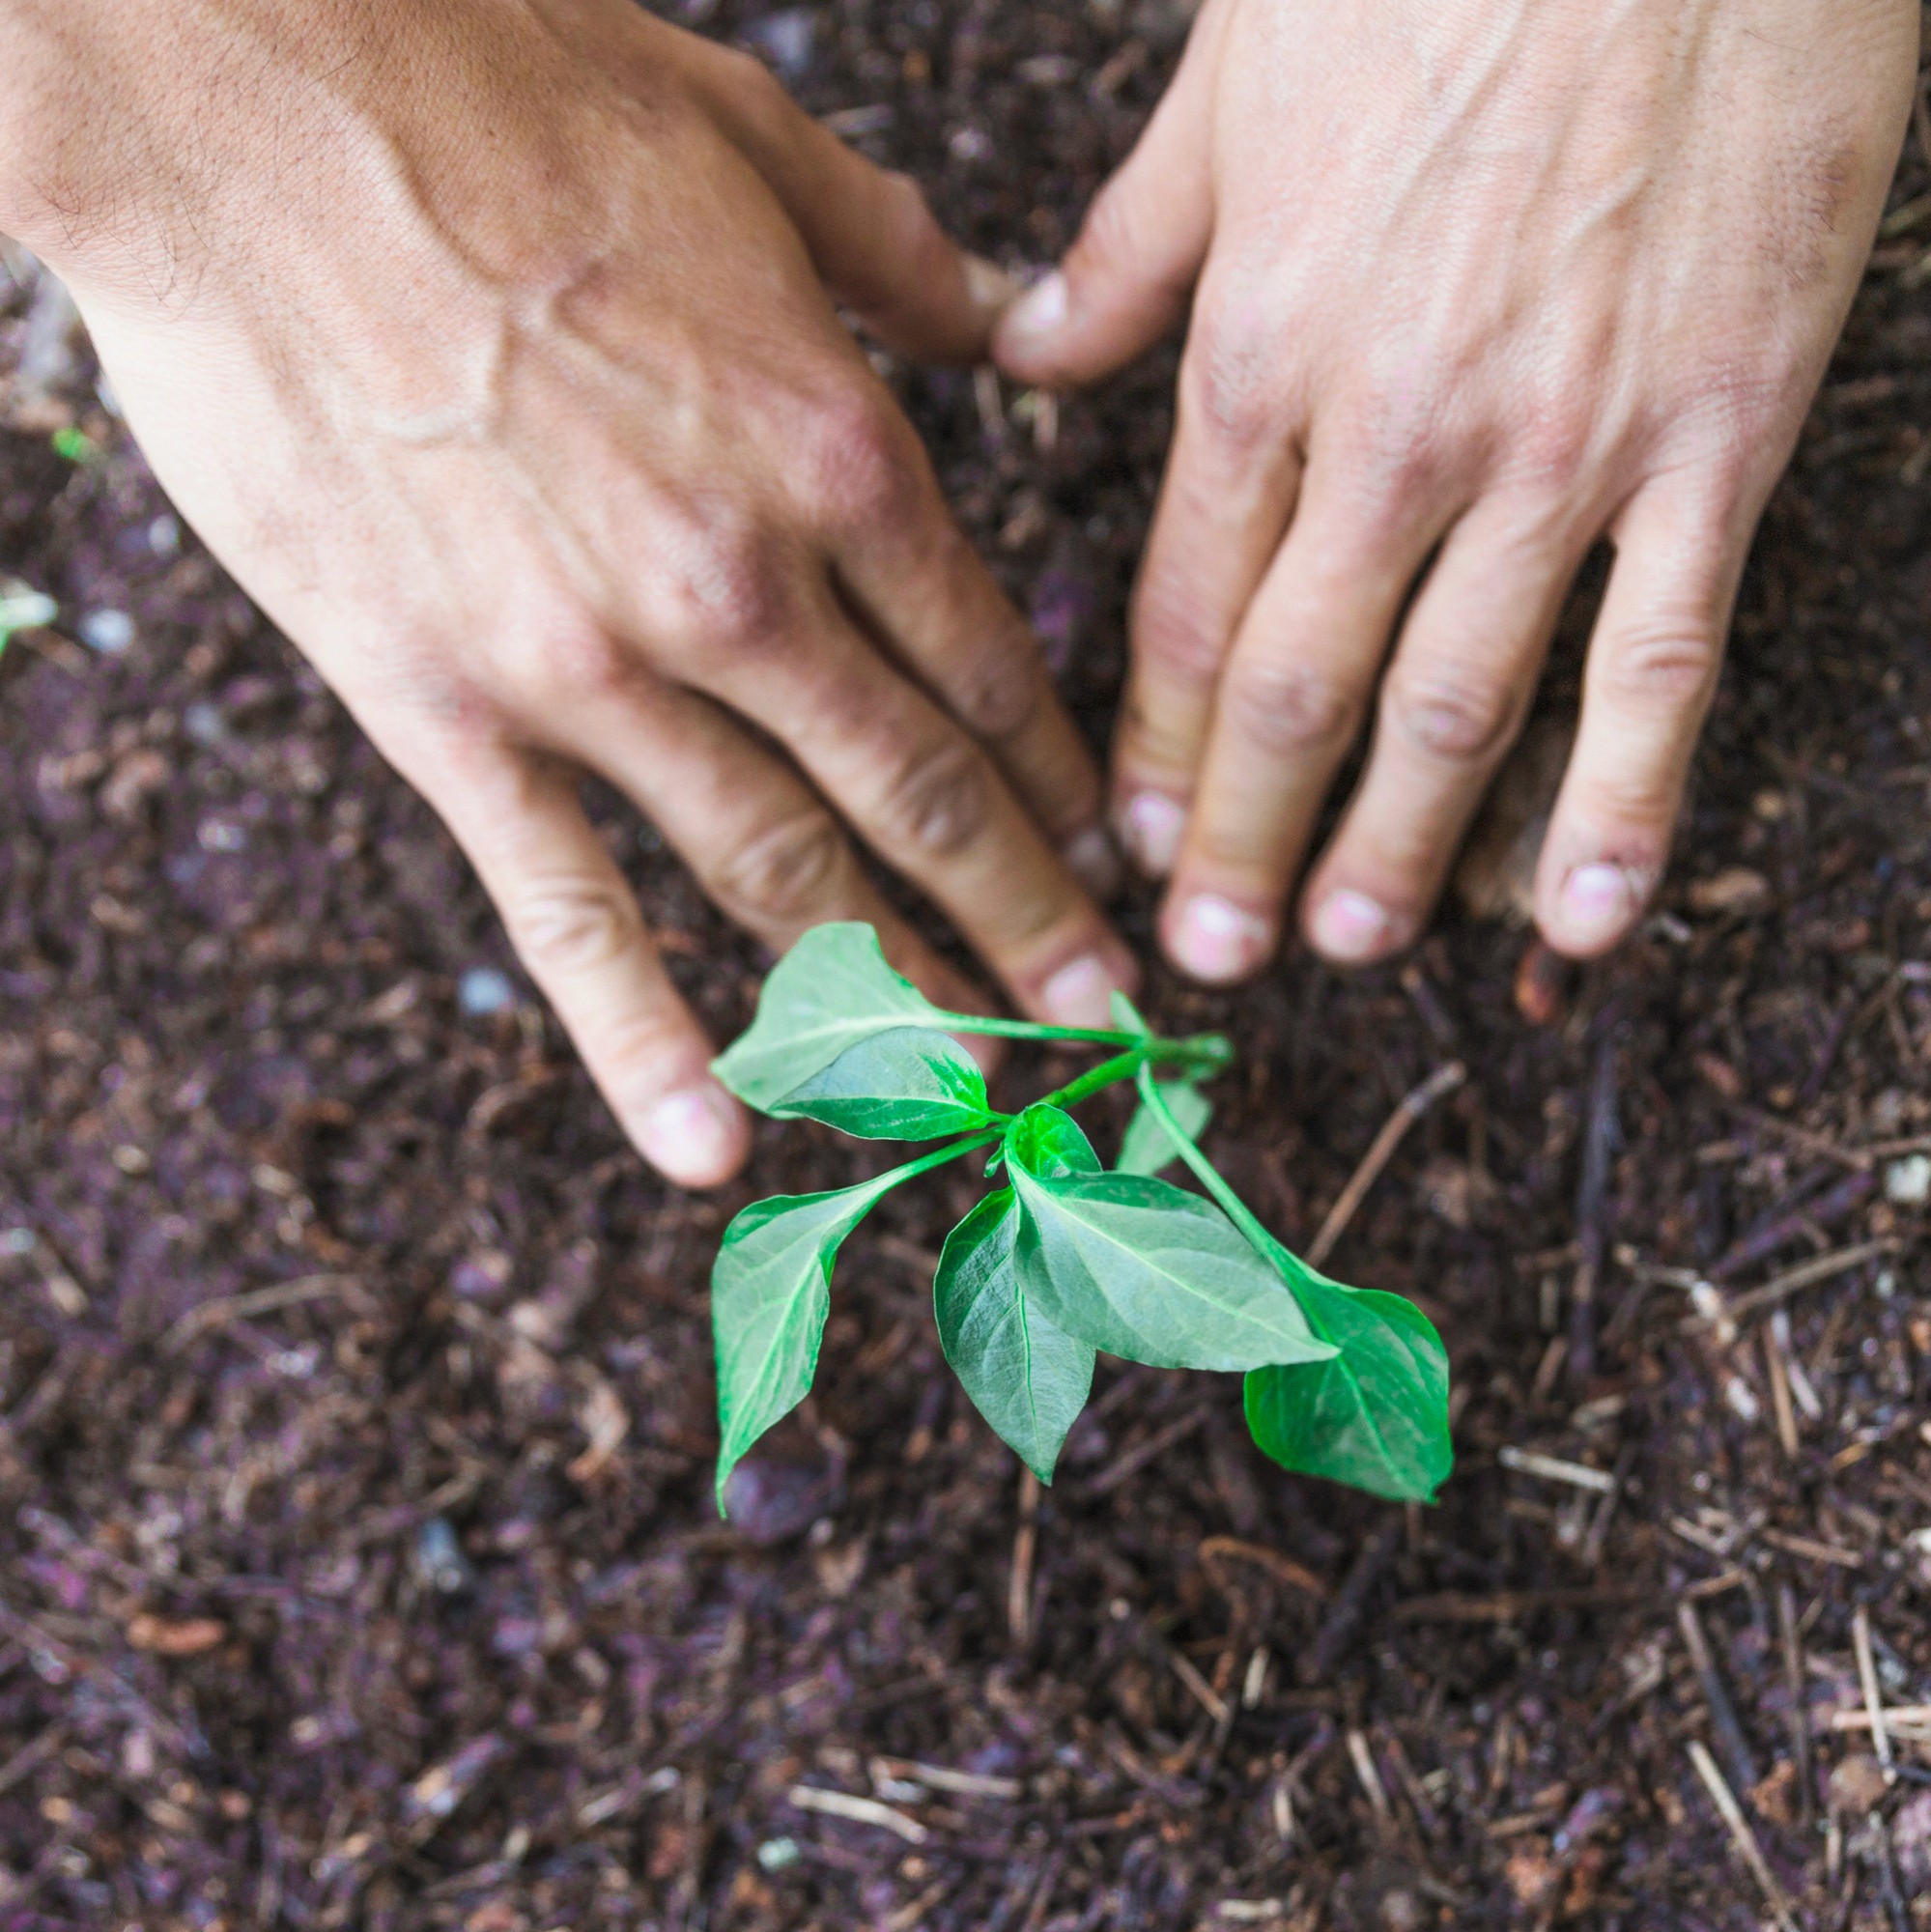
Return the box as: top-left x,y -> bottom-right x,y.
991,270 -> 1071,382
963,253 -> 1022,325
1162,891 -> 1274,985
1062,824 -> 1125,900
1304,887 -> 1408,967
1116,790 -> 1187,878
1036,944 -> 1140,1030
1539,860 -> 1655,959
635,1081 -> 752,1188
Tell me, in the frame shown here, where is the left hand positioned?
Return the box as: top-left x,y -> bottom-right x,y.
995,0 -> 1917,980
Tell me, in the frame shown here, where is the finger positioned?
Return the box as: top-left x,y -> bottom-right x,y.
675,37 -> 1012,365
993,0 -> 1224,385
1158,465 -> 1461,983
1296,493 -> 1595,964
808,407 -> 1116,892
684,583 -> 1139,1027
1110,305 -> 1306,875
1534,479 -> 1741,957
559,667 -> 1001,1022
421,739 -> 750,1186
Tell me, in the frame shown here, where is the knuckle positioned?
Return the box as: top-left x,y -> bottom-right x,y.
1226,653 -> 1359,758
505,874 -> 642,980
1184,309 -> 1280,454
664,520 -> 795,657
803,391 -> 917,532
1604,618 -> 1722,708
1386,661 -> 1522,762
709,808 -> 850,923
1133,574 -> 1232,689
953,644 -> 1040,742
542,622 -> 639,705
877,732 -> 996,860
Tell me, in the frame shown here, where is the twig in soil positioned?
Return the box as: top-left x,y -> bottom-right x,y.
1579,1442 -> 1636,1569
786,1784 -> 928,1844
1498,1446 -> 1616,1493
1777,1581 -> 1815,1828
1711,1171 -> 1877,1282
1726,1100 -> 1871,1171
1306,1062 -> 1465,1269
1198,1535 -> 1329,1602
1687,1740 -> 1800,1932
1759,1525 -> 1864,1570
871,1757 -> 1024,1802
1298,1522 -> 1401,1682
1570,1014 -> 1622,1382
1764,1326 -> 1801,1459
1008,1467 -> 1039,1645
161,1273 -> 361,1350
1081,1399 -> 1212,1499
1716,1239 -> 1898,1324
1855,1604 -> 1895,1778
1346,1727 -> 1395,1836
1393,1587 -> 1645,1625
0,1727 -> 61,1799
1677,1601 -> 1759,1794
1170,1647 -> 1232,1727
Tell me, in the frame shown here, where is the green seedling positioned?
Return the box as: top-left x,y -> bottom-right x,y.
0,582 -> 56,660
708,923 -> 1453,1509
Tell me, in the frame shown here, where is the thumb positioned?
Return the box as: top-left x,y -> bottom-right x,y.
993,14 -> 1219,388
682,42 -> 1014,365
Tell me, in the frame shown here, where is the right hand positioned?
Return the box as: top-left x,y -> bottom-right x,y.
0,0 -> 1133,1186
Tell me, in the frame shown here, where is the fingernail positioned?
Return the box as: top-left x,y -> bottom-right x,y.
963,253 -> 1021,318
998,270 -> 1067,354
1556,863 -> 1642,950
638,1083 -> 743,1186
1063,825 -> 1123,899
1119,792 -> 1186,876
1170,895 -> 1272,984
1310,889 -> 1397,963
1039,952 -> 1126,1029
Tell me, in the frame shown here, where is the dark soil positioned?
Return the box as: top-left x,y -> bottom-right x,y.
4,3 -> 1931,1927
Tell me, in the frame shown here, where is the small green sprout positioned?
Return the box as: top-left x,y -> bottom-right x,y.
0,582 -> 57,660
707,923 -> 1453,1508
51,426 -> 95,464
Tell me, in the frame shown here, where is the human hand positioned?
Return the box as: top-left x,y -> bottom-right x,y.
995,0 -> 1917,980
0,0 -> 1134,1186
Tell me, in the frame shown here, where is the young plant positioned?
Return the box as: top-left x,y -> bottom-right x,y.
708,923 -> 1453,1509
0,582 -> 56,660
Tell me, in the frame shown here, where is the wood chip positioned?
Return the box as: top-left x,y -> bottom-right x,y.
126,1613 -> 226,1657
787,1784 -> 928,1844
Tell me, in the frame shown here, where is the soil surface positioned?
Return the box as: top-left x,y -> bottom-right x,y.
4,3 -> 1931,1927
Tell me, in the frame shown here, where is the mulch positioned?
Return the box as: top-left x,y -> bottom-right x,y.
1,1 -> 1929,1925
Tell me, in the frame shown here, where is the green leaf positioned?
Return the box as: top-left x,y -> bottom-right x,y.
1117,1083 -> 1212,1179
1006,1107 -> 1336,1374
712,1169 -> 903,1507
1005,1102 -> 1102,1179
1110,990 -> 1152,1035
769,1027 -> 993,1140
713,923 -> 949,1111
1242,1230 -> 1452,1503
935,1189 -> 1094,1484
